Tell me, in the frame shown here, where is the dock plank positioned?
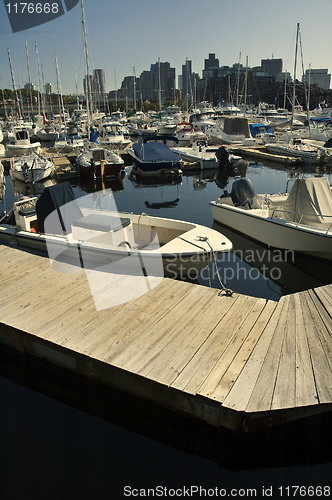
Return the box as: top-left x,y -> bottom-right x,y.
205,299 -> 278,404
197,298 -> 268,400
223,296 -> 289,412
246,295 -> 292,412
293,293 -> 318,407
271,294 -> 296,410
111,285 -> 220,374
152,294 -> 238,386
299,291 -> 332,404
171,294 -> 259,394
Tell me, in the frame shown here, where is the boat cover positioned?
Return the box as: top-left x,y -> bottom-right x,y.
249,123 -> 273,137
223,117 -> 251,138
280,177 -> 332,227
132,141 -> 181,163
36,182 -> 83,233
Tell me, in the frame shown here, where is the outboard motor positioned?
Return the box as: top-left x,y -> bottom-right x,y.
215,146 -> 231,167
230,178 -> 255,207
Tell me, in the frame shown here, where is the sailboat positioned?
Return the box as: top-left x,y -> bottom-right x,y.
264,24 -> 329,164
75,0 -> 125,180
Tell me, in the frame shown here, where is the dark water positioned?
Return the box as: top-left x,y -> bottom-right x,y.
0,157 -> 332,499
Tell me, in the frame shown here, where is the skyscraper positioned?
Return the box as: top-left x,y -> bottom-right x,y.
93,69 -> 106,95
182,59 -> 193,104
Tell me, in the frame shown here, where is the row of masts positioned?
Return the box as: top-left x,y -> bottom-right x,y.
4,18 -> 310,125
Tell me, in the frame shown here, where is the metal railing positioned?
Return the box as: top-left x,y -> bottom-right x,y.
271,209 -> 332,234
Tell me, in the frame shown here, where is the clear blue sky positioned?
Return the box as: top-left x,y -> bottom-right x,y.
0,0 -> 331,95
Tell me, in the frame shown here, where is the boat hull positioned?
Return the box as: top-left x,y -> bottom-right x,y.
131,161 -> 182,177
77,162 -> 124,180
0,211 -> 233,279
210,201 -> 332,260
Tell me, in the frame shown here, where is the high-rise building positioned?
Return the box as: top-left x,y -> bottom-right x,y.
182,59 -> 193,103
204,53 -> 219,71
24,83 -> 35,91
83,74 -> 94,95
150,60 -> 176,102
45,83 -> 53,94
93,69 -> 106,95
304,69 -> 331,90
261,58 -> 283,79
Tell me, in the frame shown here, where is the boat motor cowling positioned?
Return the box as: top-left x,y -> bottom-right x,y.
230,178 -> 255,207
215,146 -> 231,167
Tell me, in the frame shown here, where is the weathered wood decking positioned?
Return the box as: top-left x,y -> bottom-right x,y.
0,244 -> 331,431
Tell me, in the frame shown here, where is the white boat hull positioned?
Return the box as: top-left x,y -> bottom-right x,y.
0,202 -> 233,278
6,143 -> 41,157
210,202 -> 332,260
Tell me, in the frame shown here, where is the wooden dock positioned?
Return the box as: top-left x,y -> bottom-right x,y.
0,244 -> 331,432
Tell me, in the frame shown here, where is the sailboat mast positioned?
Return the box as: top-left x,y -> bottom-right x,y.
291,22 -> 300,132
80,0 -> 93,124
243,56 -> 248,115
74,65 -> 80,110
25,41 -> 34,118
55,52 -> 65,123
7,48 -> 22,118
114,69 -> 118,111
158,57 -> 162,112
35,42 -> 45,117
133,66 -> 136,112
236,51 -> 241,110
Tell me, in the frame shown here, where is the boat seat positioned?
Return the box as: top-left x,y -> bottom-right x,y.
71,213 -> 135,248
17,206 -> 37,217
72,214 -> 131,232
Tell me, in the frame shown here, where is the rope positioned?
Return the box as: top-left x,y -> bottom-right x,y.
197,236 -> 233,297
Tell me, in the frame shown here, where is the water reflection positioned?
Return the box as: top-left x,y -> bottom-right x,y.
212,221 -> 331,294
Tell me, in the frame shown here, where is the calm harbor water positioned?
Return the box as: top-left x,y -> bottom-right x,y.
0,155 -> 332,499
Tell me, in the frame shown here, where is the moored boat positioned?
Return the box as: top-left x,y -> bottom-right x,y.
76,146 -> 125,180
5,128 -> 41,157
127,136 -> 182,177
10,153 -> 54,183
210,176 -> 332,261
0,182 -> 233,279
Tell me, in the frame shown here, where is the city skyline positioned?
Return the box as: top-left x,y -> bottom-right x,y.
0,0 -> 331,95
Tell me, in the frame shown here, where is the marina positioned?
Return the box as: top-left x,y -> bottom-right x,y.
1,3 -> 332,496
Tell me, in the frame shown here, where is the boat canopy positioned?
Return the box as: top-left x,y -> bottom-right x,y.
132,141 -> 181,163
249,123 -> 273,137
279,177 -> 332,227
223,117 -> 251,138
36,182 -> 83,234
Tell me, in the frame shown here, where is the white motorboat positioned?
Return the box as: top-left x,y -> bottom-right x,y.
99,121 -> 131,149
172,140 -> 241,169
264,138 -> 329,164
36,123 -> 60,142
5,128 -> 41,157
174,123 -> 205,147
54,130 -> 84,153
210,176 -> 332,261
0,183 -> 233,279
10,153 -> 54,183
